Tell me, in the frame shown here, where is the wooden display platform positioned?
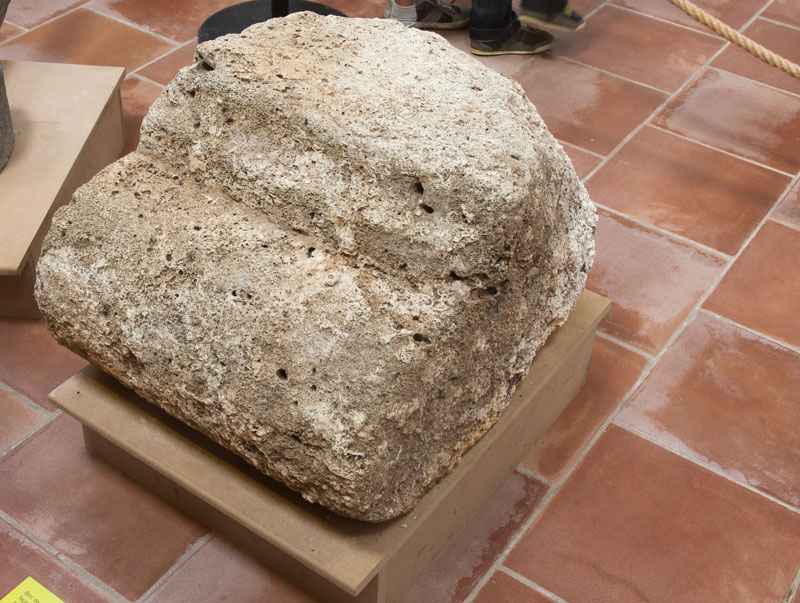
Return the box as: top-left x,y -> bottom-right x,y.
50,290 -> 610,603
0,60 -> 125,318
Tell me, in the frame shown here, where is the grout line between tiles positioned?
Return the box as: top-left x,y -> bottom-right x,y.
708,63 -> 800,101
585,0 -> 612,20
0,509 -> 60,555
461,185 -> 790,601
646,121 -> 797,177
758,16 -> 800,34
134,531 -> 213,602
0,412 -> 60,463
555,54 -> 673,94
594,203 -> 732,260
504,0 -> 613,79
84,5 -> 182,48
783,564 -> 800,603
608,2 -> 732,40
615,423 -> 800,516
462,481 -> 564,603
1,4 -> 94,39
498,567 -> 568,603
769,216 -> 800,233
557,139 -> 604,160
1,19 -> 27,31
742,0 -> 778,29
515,465 -> 556,489
132,41 -> 197,80
504,0 -> 614,80
0,381 -> 56,416
581,40 -> 731,184
699,308 -> 800,355
0,25 -> 29,45
462,323 -> 681,601
125,71 -> 167,91
595,331 -> 653,360
55,553 -> 129,603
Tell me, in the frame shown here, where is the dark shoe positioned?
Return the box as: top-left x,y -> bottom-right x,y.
383,0 -> 470,29
518,4 -> 585,31
470,18 -> 554,55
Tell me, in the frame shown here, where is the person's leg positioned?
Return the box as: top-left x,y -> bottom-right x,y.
469,0 -> 554,55
522,0 -> 566,11
470,0 -> 513,31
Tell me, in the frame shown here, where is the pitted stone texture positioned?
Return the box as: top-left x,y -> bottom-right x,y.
35,13 -> 595,522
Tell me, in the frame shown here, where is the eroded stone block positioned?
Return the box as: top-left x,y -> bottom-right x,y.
35,13 -> 595,521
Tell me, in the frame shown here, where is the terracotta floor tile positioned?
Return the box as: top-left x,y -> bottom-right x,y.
654,68 -> 800,174
120,75 -> 164,156
555,6 -> 723,92
143,535 -> 318,603
0,319 -> 87,412
404,471 -> 547,603
0,9 -> 175,73
0,387 -> 47,454
561,144 -> 602,180
704,220 -> 800,349
0,414 -> 209,600
0,519 -> 108,603
617,312 -> 800,509
611,0 -> 757,32
91,0 -> 241,43
472,571 -> 551,603
0,20 -> 23,43
586,210 -> 726,354
522,337 -> 647,482
325,0 -> 386,18
516,56 -> 666,155
438,29 -> 535,78
774,180 -> 800,229
4,0 -> 87,29
137,41 -> 196,86
587,125 -> 789,255
712,19 -> 800,96
506,426 -> 800,603
762,0 -> 800,29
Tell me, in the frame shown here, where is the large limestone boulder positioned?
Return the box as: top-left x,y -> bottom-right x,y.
35,13 -> 595,522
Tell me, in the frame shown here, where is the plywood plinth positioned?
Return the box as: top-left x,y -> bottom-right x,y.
50,290 -> 611,603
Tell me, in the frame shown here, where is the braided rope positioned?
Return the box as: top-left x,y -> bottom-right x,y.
667,0 -> 800,80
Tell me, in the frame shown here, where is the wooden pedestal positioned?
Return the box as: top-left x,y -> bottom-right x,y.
0,60 -> 125,318
50,290 -> 610,603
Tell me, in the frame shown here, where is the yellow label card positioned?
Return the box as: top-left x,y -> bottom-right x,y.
1,577 -> 64,603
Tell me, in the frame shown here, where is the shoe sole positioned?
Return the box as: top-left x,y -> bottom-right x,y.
470,39 -> 554,55
518,13 -> 585,32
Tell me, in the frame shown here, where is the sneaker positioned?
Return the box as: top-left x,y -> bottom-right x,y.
518,4 -> 585,31
383,0 -> 470,29
470,19 -> 554,55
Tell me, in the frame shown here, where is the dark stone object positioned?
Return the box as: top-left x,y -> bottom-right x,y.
198,0 -> 346,43
0,0 -> 14,173
0,64 -> 14,173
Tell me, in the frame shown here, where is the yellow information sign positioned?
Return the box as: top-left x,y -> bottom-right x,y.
1,577 -> 64,603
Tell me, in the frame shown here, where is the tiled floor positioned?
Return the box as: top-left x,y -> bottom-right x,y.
1,0 -> 799,601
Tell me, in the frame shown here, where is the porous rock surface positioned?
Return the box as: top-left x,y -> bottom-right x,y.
35,13 -> 595,522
